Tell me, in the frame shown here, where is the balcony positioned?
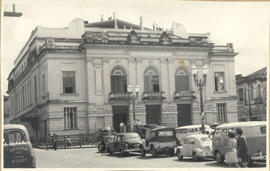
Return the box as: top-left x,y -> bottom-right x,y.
174,91 -> 195,100
109,92 -> 131,102
143,92 -> 166,100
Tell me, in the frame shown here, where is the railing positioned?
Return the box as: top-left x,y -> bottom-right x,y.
42,133 -> 97,149
174,91 -> 195,99
143,92 -> 165,100
109,92 -> 131,101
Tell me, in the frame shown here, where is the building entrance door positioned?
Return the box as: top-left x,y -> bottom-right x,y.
177,104 -> 192,127
112,106 -> 129,132
146,105 -> 161,125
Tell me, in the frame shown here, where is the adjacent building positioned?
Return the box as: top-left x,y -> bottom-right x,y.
3,96 -> 10,124
7,14 -> 238,144
236,67 -> 267,121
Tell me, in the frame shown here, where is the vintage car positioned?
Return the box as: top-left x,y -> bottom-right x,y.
175,124 -> 214,145
140,127 -> 177,157
106,132 -> 142,156
4,124 -> 36,168
177,134 -> 213,161
96,128 -> 116,152
212,121 -> 266,166
97,135 -> 116,153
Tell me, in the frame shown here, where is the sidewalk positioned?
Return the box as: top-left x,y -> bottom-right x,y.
35,144 -> 97,149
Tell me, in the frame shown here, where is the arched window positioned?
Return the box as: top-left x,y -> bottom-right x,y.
144,67 -> 159,92
111,67 -> 127,93
175,69 -> 189,91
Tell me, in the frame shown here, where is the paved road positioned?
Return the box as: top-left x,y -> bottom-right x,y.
34,148 -> 266,168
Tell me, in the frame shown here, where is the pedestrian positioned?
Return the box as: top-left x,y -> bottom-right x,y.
120,122 -> 126,133
224,131 -> 240,167
100,139 -> 105,155
66,136 -> 72,149
236,128 -> 249,167
46,133 -> 51,150
52,133 -> 57,151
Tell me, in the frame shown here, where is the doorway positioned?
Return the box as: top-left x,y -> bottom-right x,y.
112,106 -> 129,132
146,105 -> 161,125
177,104 -> 192,127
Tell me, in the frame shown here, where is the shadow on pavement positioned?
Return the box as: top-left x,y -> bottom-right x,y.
137,155 -> 175,160
174,158 -> 215,163
104,152 -> 141,158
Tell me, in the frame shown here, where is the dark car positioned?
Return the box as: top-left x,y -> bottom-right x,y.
140,127 -> 177,157
4,124 -> 36,168
106,132 -> 142,156
96,128 -> 116,152
97,135 -> 116,153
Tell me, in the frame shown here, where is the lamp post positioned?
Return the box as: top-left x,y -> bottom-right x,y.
127,85 -> 140,131
192,64 -> 208,134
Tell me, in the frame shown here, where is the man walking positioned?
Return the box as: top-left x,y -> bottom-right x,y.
52,133 -> 57,151
236,128 -> 248,167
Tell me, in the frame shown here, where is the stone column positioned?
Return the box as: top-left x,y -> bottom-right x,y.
136,57 -> 143,102
103,57 -> 111,104
93,58 -> 104,105
86,57 -> 95,104
168,58 -> 175,101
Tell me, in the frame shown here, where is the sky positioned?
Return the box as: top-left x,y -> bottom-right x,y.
1,0 -> 270,96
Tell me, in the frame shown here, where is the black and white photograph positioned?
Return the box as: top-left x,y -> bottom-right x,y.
1,0 -> 269,169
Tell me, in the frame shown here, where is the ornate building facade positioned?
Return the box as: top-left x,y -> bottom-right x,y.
7,15 -> 238,143
236,67 -> 267,121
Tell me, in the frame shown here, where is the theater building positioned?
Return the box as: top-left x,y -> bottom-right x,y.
236,67 -> 267,121
7,15 -> 238,143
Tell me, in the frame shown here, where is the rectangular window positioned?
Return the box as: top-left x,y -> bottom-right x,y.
62,71 -> 76,94
64,107 -> 78,129
238,88 -> 244,101
217,103 -> 227,123
214,72 -> 225,92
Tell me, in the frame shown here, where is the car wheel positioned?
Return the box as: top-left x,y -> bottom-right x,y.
215,151 -> 224,164
97,145 -> 101,153
169,149 -> 175,156
151,146 -> 157,158
248,155 -> 254,167
140,146 -> 145,157
177,151 -> 183,160
120,148 -> 126,157
107,147 -> 112,154
192,152 -> 198,161
176,149 -> 180,156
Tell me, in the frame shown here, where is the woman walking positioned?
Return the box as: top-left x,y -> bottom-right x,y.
224,131 -> 240,167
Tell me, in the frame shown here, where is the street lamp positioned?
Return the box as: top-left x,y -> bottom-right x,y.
192,64 -> 208,134
127,85 -> 140,131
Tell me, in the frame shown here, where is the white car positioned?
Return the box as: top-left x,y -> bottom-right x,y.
175,124 -> 214,145
177,134 -> 213,161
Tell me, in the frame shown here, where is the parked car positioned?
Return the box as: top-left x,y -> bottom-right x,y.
96,128 -> 116,152
140,127 -> 177,157
106,132 -> 142,156
3,124 -> 36,168
175,124 -> 214,144
212,121 -> 266,165
177,134 -> 213,161
97,135 -> 116,153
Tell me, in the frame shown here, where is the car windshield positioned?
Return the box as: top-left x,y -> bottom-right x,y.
123,134 -> 141,141
4,129 -> 28,144
159,130 -> 174,137
176,129 -> 187,134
